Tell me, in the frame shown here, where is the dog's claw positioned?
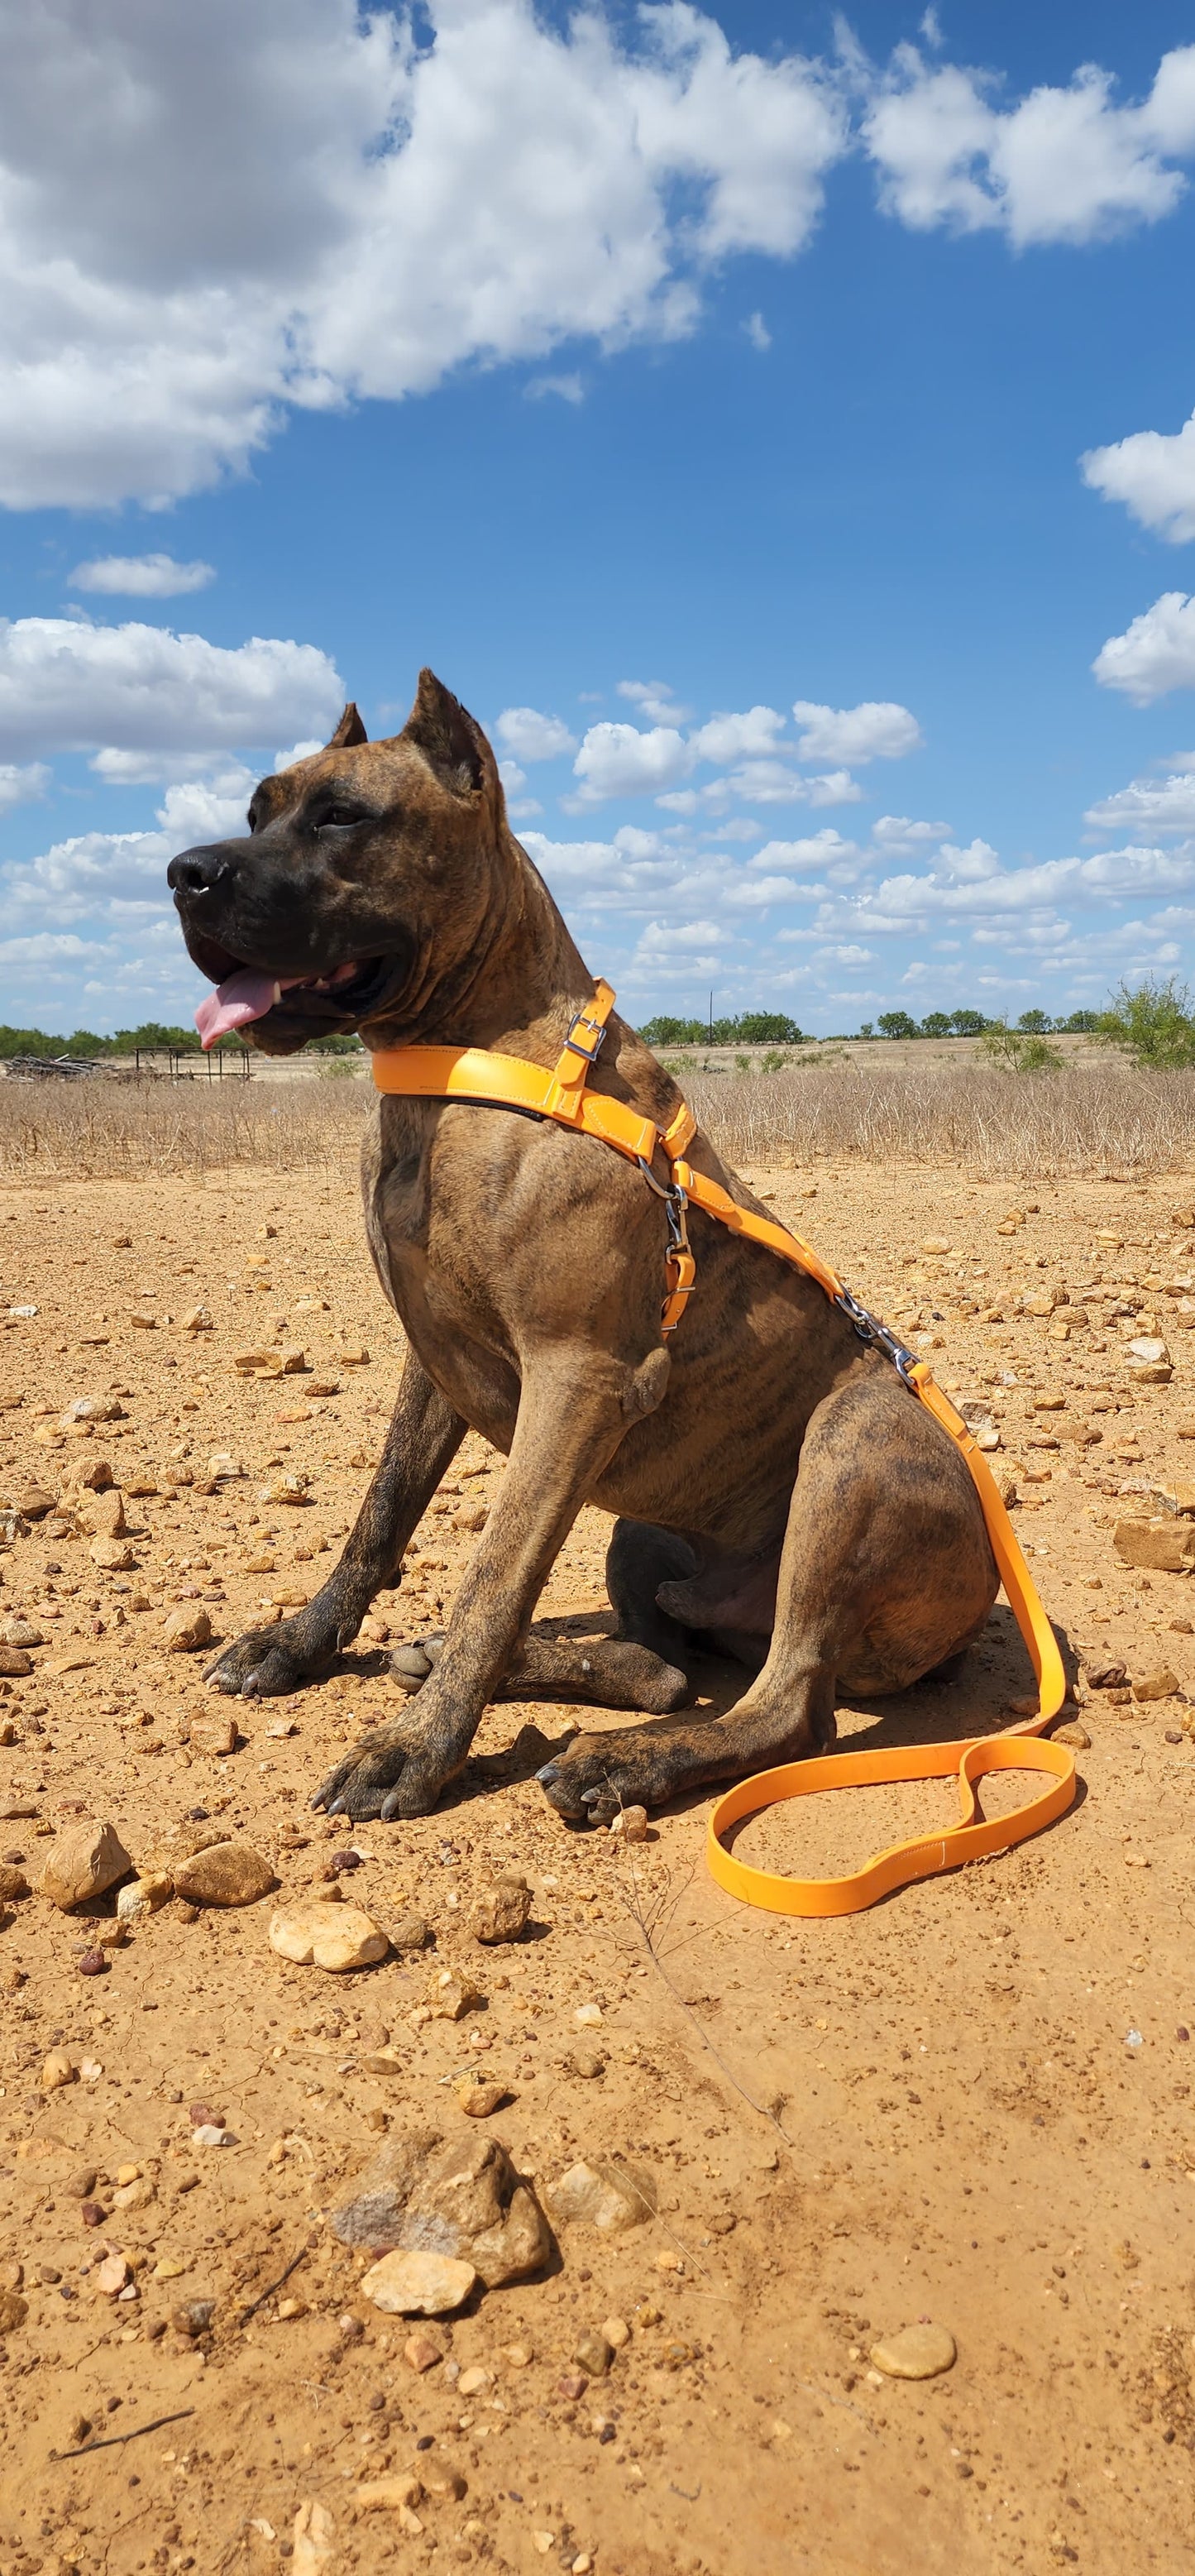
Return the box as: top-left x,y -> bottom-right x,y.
534,1762 -> 560,1786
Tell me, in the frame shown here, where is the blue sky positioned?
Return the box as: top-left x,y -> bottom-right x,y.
4,0 -> 1195,1035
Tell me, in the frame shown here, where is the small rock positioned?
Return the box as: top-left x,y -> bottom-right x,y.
556,2373 -> 587,2403
503,2340 -> 534,2368
41,2048 -> 77,2093
574,2329 -> 613,2376
269,1898 -> 389,1970
161,1604 -> 214,1652
429,1968 -> 482,2020
1127,1337 -> 1173,1383
173,2297 -> 217,2337
389,1910 -> 433,1951
456,2075 -> 506,2118
1113,1520 -> 1195,1573
574,2003 -> 603,2029
361,2248 -> 477,2316
354,2473 -> 423,2517
293,2499 -> 337,2576
0,1617 -> 44,1647
37,1817 -> 132,1910
189,1712 -> 238,1757
456,2364 -> 491,2397
0,1647 -> 33,1678
1054,1720 -> 1091,1749
78,1947 -> 108,1975
96,2253 -> 130,2297
66,2166 -> 98,2198
1132,1667 -> 1180,1702
79,1485 -> 127,1537
423,2463 -> 468,2501
174,1840 -> 275,1906
566,2047 -> 605,2080
332,2127 -> 552,2286
17,1482 -> 55,1520
544,2157 -> 656,2233
608,1805 -> 648,1842
404,2330 -> 443,2372
1083,1659 -> 1127,1690
469,1875 -> 532,1944
0,2290 -> 29,2334
602,2314 -> 631,2347
0,1863 -> 30,1903
90,1537 -> 137,1572
116,1870 -> 174,1922
870,2322 -> 957,2380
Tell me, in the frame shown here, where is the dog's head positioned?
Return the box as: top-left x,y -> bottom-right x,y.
168,670 -> 509,1054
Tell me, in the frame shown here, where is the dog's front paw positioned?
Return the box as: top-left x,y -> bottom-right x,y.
312,1717 -> 458,1821
204,1616 -> 330,1699
535,1725 -> 686,1825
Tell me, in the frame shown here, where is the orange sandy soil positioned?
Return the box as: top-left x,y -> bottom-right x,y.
0,1160 -> 1193,2576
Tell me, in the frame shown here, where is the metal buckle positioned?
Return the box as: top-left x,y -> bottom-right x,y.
834,1285 -> 919,1386
562,1006 -> 607,1062
637,1155 -> 693,1282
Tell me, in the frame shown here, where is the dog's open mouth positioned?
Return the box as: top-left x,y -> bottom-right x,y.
193,952 -> 393,1050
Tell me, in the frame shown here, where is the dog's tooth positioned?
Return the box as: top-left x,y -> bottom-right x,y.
271,980 -> 282,1004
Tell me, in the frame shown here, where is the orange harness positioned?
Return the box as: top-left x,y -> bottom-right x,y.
372,981 -> 1073,1917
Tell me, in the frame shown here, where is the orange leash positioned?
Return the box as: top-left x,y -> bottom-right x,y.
372,984 -> 1073,1915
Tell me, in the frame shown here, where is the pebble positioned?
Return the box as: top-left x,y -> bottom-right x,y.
0,1617 -> 44,1646
293,2499 -> 337,2575
0,2290 -> 29,2334
37,1817 -> 132,1910
470,1874 -> 533,1944
602,2314 -> 631,2348
41,2048 -> 77,2093
869,2322 -> 957,2379
403,2330 -> 443,2372
1132,1667 -> 1180,1702
556,2373 -> 587,2404
67,2167 -> 98,2199
566,2047 -> 605,2080
96,2253 -> 130,2297
574,2003 -> 604,2029
173,2296 -> 216,2336
545,2157 -> 656,2232
607,1805 -> 648,1843
174,1840 -> 275,1906
1054,1720 -> 1091,1750
389,1909 -> 432,1951
116,1870 -> 174,1922
361,2248 -> 478,2316
429,1968 -> 482,2020
354,2473 -> 423,2521
456,2074 -> 506,2117
0,1863 -> 30,1903
574,2329 -> 613,2376
1113,1520 -> 1195,1573
189,1711 -> 238,1756
160,1604 -> 213,1653
269,1898 -> 390,1970
0,1645 -> 33,1680
456,2365 -> 491,2397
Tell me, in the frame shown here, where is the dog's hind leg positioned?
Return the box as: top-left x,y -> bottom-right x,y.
205,1353 -> 465,1698
390,1520 -> 697,1713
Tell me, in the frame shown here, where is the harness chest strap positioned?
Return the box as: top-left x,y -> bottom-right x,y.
371,983 -> 1073,1918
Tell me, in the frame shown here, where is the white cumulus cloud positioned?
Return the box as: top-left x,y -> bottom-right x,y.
687,705 -> 787,762
1084,773 -> 1195,836
0,760 -> 50,813
617,678 -> 693,724
0,617 -> 342,759
1082,410 -> 1195,545
571,721 -> 694,803
0,0 -> 847,510
495,706 -> 578,761
1092,592 -> 1195,703
862,41 -> 1195,247
68,553 -> 216,597
791,698 -> 923,762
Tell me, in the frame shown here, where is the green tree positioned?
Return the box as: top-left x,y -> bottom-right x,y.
877,1010 -> 920,1040
640,1015 -> 705,1046
1097,977 -> 1195,1067
858,1020 -> 874,1039
949,1008 -> 989,1037
920,1011 -> 953,1038
1059,1008 -> 1098,1033
1016,1008 -> 1051,1033
979,1020 -> 1061,1074
736,1012 -> 804,1044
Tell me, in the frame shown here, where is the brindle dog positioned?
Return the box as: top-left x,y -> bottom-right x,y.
168,671 -> 997,1825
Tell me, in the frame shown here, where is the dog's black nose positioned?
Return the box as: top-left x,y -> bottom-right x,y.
168,845 -> 232,898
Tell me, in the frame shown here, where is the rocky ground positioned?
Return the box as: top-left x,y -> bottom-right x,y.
0,1156 -> 1193,2576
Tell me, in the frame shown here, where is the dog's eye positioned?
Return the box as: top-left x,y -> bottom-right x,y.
316,804 -> 365,832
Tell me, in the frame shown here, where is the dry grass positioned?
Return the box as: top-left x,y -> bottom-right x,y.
4,1054 -> 1195,1180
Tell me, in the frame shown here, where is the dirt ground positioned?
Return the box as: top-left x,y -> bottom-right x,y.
0,1155 -> 1193,2576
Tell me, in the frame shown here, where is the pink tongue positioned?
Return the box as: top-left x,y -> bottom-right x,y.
194,970 -> 301,1051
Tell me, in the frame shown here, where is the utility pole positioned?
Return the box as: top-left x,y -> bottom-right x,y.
708,989 -> 714,1044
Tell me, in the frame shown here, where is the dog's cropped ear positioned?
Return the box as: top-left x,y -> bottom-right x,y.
400,668 -> 489,796
326,701 -> 369,749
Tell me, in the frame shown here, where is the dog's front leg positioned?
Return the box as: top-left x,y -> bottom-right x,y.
313,1345 -> 665,1822
204,1353 -> 466,1698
